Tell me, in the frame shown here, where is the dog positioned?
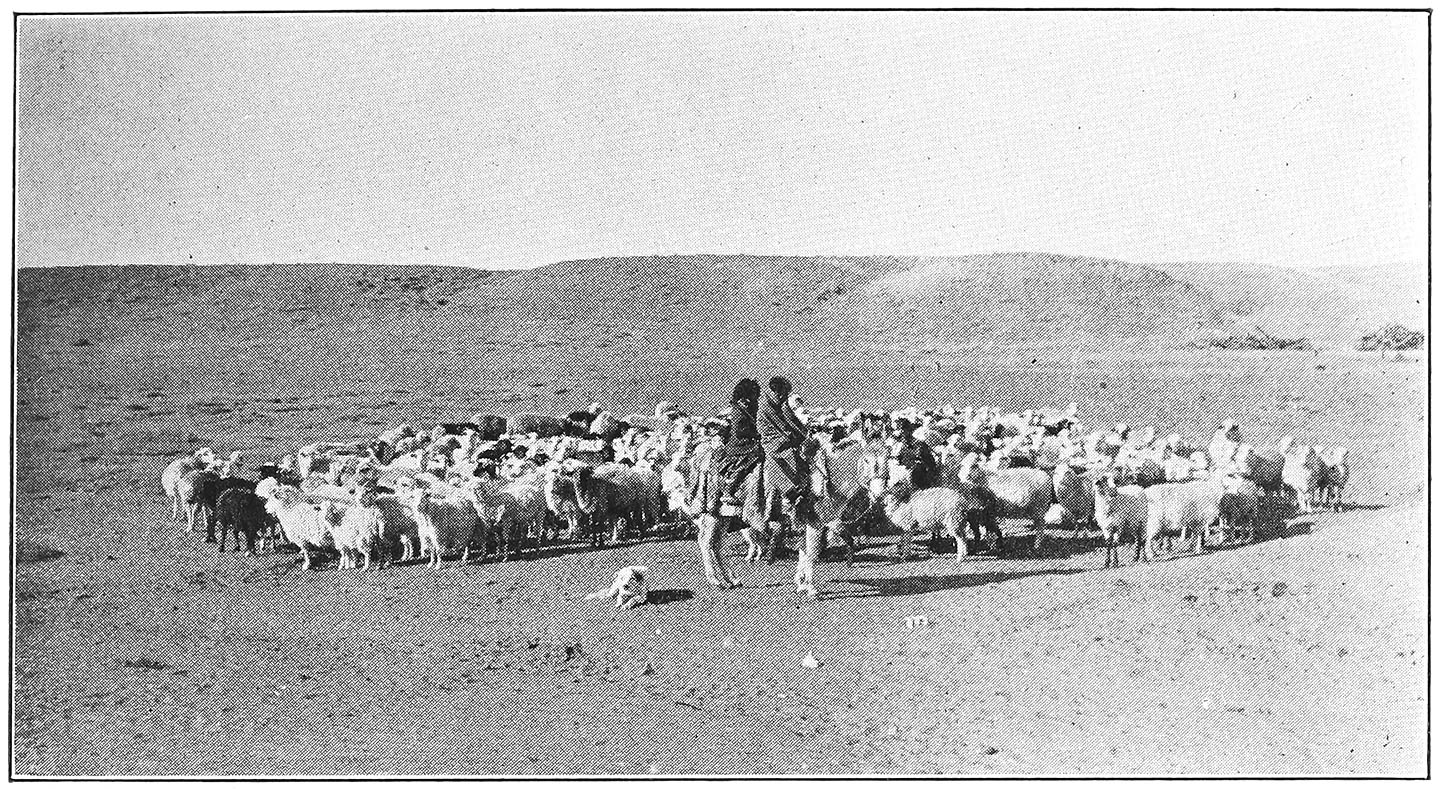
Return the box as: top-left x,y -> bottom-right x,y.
585,566 -> 649,609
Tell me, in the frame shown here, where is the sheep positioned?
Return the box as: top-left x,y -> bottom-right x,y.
469,473 -> 546,560
161,448 -> 216,527
593,462 -> 662,541
261,482 -> 338,570
882,486 -> 988,563
1162,448 -> 1210,482
323,491 -> 385,570
1320,447 -> 1350,511
1281,444 -> 1327,514
1051,460 -> 1098,533
296,442 -> 371,478
506,412 -> 573,438
985,466 -> 1056,551
466,414 -> 509,441
1207,420 -> 1243,469
402,476 -> 482,568
1230,443 -> 1287,514
1218,476 -> 1262,544
365,488 -> 421,564
1091,474 -> 1147,568
177,467 -> 221,537
1113,445 -> 1166,487
1139,479 -> 1225,562
214,486 -> 269,555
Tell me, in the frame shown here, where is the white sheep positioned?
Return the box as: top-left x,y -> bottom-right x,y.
161,448 -> 216,527
402,475 -> 482,568
1092,473 -> 1147,568
1139,479 -> 1225,561
883,487 -> 972,563
324,491 -> 385,570
261,482 -> 338,570
1281,443 -> 1327,514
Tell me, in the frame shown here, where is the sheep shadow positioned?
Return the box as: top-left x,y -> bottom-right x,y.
645,589 -> 695,605
824,566 -> 1091,600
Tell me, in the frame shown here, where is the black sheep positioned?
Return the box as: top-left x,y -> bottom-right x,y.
214,487 -> 272,554
199,476 -> 256,543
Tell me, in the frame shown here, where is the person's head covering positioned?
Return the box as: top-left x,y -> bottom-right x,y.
732,378 -> 761,404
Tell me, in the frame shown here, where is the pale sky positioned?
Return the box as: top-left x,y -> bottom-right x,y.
16,11 -> 1429,274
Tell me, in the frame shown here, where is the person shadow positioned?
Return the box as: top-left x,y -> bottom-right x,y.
823,566 -> 1091,600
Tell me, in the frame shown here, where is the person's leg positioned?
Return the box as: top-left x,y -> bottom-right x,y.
711,515 -> 737,587
697,514 -> 724,586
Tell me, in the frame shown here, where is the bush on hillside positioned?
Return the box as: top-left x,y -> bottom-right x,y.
1357,324 -> 1425,352
1191,326 -> 1313,351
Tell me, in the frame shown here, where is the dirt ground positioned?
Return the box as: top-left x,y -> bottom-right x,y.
12,275 -> 1428,776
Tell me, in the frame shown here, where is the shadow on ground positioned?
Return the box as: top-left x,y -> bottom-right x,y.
824,566 -> 1092,600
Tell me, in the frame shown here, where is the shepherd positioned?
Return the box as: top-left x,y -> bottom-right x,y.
757,375 -> 823,598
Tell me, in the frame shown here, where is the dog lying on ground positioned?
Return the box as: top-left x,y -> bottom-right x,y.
585,566 -> 649,609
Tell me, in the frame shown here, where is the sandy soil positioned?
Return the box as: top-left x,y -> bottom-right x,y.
12,270 -> 1428,776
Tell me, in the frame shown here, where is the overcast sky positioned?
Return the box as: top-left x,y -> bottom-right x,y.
16,12 -> 1429,274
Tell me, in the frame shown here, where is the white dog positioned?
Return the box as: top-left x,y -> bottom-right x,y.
586,566 -> 649,609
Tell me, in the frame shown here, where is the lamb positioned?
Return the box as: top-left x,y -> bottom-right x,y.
1092,474 -> 1148,568
161,448 -> 216,527
261,482 -> 338,570
1139,479 -> 1226,561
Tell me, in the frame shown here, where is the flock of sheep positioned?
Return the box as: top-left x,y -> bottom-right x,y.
158,399 -> 1352,595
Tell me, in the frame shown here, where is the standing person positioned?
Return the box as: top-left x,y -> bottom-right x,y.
757,376 -> 822,598
686,418 -> 739,589
716,379 -> 764,514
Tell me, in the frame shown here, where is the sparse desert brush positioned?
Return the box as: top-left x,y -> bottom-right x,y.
1358,323 -> 1425,352
1191,326 -> 1313,351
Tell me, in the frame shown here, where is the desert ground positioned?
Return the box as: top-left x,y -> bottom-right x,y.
12,261 -> 1428,776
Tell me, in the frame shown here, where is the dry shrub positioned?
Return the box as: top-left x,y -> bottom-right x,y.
1358,324 -> 1425,352
1192,326 -> 1312,351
